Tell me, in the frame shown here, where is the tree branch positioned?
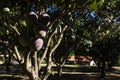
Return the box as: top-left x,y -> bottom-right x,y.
40,28 -> 57,64
49,25 -> 68,57
14,46 -> 23,64
24,51 -> 31,72
9,24 -> 20,35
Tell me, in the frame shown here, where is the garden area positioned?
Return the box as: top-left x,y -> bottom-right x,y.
0,0 -> 120,80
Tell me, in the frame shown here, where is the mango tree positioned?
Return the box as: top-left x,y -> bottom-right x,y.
0,0 -> 108,80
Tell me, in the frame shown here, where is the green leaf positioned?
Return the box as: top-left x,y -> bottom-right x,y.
89,0 -> 97,11
68,4 -> 72,8
99,0 -> 104,7
20,20 -> 27,27
73,2 -> 76,9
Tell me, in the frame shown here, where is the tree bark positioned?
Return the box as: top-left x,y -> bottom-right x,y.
24,51 -> 41,80
42,25 -> 68,80
42,61 -> 52,80
58,65 -> 62,77
100,58 -> 106,78
5,54 -> 11,72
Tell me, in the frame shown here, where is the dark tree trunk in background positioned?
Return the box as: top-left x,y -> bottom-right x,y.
108,61 -> 113,70
96,60 -> 101,71
5,54 -> 11,72
100,57 -> 106,78
58,60 -> 66,77
58,65 -> 62,77
54,64 -> 63,80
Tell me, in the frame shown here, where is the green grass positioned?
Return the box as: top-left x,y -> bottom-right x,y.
0,74 -> 28,80
0,64 -> 120,80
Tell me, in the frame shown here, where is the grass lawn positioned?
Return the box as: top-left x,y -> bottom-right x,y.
0,64 -> 120,80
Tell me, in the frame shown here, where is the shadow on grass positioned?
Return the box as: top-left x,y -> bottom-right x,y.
0,76 -> 23,80
47,65 -> 120,80
0,74 -> 28,80
0,64 -> 120,80
48,73 -> 120,80
40,66 -> 100,73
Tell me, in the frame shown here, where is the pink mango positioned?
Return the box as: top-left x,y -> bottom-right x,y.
34,38 -> 43,51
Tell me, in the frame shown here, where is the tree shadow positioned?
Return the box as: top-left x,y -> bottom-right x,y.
0,76 -> 24,80
48,73 -> 120,80
0,64 -> 28,80
0,64 -> 120,80
48,66 -> 120,80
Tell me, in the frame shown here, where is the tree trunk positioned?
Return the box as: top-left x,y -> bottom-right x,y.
24,51 -> 41,80
42,54 -> 53,80
27,69 -> 40,80
101,59 -> 106,78
41,63 -> 52,80
96,60 -> 101,71
5,54 -> 11,72
58,65 -> 62,77
108,62 -> 112,70
108,59 -> 115,70
58,60 -> 66,78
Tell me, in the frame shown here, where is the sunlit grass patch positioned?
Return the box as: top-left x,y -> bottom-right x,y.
0,74 -> 29,80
